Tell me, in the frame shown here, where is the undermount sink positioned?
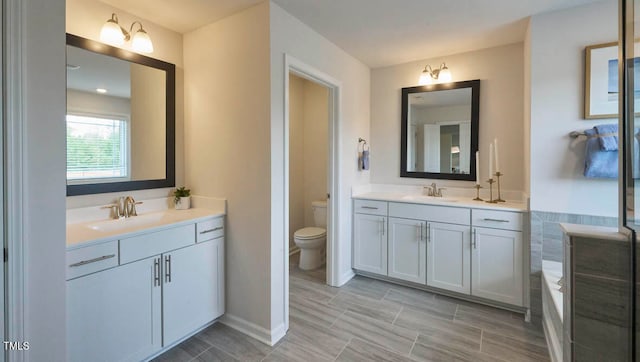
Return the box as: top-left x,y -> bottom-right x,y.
87,212 -> 168,232
401,195 -> 458,203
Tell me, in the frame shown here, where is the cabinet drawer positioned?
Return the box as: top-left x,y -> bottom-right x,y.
472,209 -> 523,231
197,217 -> 224,243
67,240 -> 118,280
120,224 -> 195,264
389,202 -> 469,225
354,199 -> 388,216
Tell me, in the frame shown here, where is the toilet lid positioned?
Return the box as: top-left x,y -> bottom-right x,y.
294,227 -> 326,239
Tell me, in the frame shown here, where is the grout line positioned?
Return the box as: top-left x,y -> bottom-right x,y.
329,310 -> 347,329
453,304 -> 459,320
408,333 -> 419,358
333,337 -> 353,361
479,329 -> 484,353
391,305 -> 403,325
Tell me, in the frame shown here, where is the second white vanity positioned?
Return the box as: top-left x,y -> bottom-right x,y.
353,189 -> 527,309
66,202 -> 225,362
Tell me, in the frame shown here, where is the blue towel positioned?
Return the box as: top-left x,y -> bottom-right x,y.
361,150 -> 370,170
594,124 -> 618,151
584,129 -> 617,178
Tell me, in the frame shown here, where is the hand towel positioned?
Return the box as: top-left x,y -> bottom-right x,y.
362,150 -> 370,170
584,128 -> 617,178
594,124 -> 618,151
358,151 -> 363,170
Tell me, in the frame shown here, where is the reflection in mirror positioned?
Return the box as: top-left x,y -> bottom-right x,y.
401,80 -> 480,181
66,34 -> 175,196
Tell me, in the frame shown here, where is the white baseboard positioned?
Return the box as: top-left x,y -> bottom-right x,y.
220,314 -> 286,346
542,311 -> 562,362
334,268 -> 355,287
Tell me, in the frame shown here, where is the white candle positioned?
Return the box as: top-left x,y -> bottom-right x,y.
494,138 -> 500,172
475,151 -> 480,185
489,143 -> 494,177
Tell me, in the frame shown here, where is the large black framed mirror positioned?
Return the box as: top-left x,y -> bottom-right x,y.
401,79 -> 480,181
66,33 -> 175,196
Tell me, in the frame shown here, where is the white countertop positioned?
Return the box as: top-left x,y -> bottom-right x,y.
67,208 -> 225,249
353,191 -> 527,212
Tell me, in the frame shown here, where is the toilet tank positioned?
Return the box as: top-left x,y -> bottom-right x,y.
311,200 -> 327,228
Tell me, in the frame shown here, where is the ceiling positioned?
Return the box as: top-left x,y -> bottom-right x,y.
67,45 -> 131,98
100,0 -> 604,68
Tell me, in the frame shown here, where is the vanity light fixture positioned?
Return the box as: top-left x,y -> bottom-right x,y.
96,88 -> 108,94
100,13 -> 154,53
418,62 -> 452,85
451,146 -> 460,154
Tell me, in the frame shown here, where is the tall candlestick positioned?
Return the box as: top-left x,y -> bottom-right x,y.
489,143 -> 494,177
475,151 -> 480,185
494,138 -> 500,172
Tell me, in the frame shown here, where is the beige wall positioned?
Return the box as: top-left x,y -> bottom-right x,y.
184,1 -> 272,330
66,0 -> 184,207
67,89 -> 131,116
288,74 -> 329,250
130,63 -> 166,180
371,42 -> 524,192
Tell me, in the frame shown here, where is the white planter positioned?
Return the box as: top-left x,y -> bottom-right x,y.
175,196 -> 191,210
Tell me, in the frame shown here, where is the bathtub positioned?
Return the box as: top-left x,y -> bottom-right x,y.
542,260 -> 563,362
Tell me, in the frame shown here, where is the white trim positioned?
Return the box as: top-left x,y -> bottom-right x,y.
283,55 -> 343,337
219,314 -> 285,347
336,269 -> 355,287
542,310 -> 562,362
4,0 -> 26,361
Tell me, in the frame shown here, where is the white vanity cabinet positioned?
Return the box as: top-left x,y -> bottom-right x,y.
388,217 -> 426,284
471,209 -> 523,306
427,222 -> 471,294
67,215 -> 225,362
67,256 -> 162,362
353,196 -> 526,309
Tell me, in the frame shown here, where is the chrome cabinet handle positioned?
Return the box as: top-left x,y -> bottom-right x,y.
361,206 -> 378,210
165,255 -> 172,283
154,258 -> 160,287
483,218 -> 509,223
69,254 -> 115,268
426,223 -> 430,243
472,228 -> 477,249
199,226 -> 223,234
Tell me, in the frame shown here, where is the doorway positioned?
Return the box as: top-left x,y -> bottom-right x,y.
283,55 -> 341,332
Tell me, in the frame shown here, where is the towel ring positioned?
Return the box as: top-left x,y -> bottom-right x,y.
358,137 -> 368,152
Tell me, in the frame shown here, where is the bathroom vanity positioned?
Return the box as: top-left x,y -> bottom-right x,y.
66,205 -> 225,362
352,190 -> 527,309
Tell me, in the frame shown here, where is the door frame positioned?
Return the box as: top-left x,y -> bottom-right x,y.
283,54 -> 341,330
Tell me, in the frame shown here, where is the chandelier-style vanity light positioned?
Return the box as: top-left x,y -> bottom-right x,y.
100,13 -> 154,53
418,62 -> 452,85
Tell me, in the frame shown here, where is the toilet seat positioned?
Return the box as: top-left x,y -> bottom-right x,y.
294,227 -> 326,240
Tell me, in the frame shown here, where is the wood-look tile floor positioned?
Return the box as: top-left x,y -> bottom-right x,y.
154,259 -> 550,362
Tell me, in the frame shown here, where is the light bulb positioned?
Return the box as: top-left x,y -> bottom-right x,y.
132,29 -> 154,53
100,19 -> 125,46
439,67 -> 452,83
418,71 -> 432,85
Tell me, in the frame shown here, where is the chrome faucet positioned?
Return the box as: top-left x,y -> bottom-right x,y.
102,196 -> 143,219
424,182 -> 446,197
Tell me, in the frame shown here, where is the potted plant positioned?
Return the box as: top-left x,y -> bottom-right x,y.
173,186 -> 191,210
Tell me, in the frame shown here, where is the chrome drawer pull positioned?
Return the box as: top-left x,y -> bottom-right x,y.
199,226 -> 223,234
154,258 -> 160,287
361,206 -> 378,210
165,255 -> 172,283
483,218 -> 509,223
69,254 -> 115,268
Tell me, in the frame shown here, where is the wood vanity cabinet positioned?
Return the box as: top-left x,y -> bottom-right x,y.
67,216 -> 225,362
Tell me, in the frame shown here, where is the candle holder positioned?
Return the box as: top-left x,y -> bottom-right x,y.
494,171 -> 505,203
473,185 -> 483,201
486,178 -> 497,203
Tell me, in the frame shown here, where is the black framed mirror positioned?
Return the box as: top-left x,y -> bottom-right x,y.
400,79 -> 480,181
66,33 -> 175,196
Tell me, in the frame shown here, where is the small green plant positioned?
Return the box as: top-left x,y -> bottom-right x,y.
173,186 -> 191,203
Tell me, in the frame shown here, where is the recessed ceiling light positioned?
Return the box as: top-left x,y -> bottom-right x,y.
67,64 -> 80,70
96,88 -> 107,94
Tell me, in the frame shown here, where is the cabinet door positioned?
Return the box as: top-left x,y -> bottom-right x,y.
472,227 -> 523,306
353,213 -> 387,275
67,256 -> 161,362
163,237 -> 224,346
388,217 -> 426,284
427,222 -> 470,294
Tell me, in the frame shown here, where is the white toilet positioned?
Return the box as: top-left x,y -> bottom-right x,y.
294,200 -> 327,270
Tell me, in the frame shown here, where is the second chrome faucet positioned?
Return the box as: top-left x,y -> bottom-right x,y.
424,182 -> 446,197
